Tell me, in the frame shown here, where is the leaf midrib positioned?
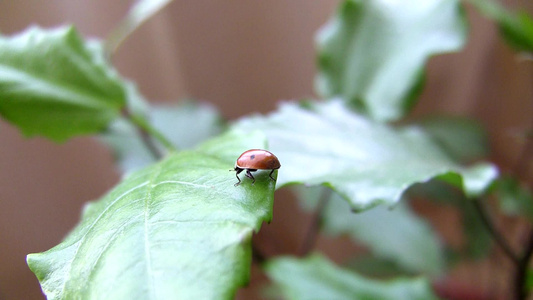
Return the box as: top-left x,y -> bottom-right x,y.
143,163 -> 163,300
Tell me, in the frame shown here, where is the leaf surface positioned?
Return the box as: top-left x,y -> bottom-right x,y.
315,0 -> 467,121
265,254 -> 438,300
235,100 -> 497,210
413,115 -> 489,163
0,26 -> 126,141
27,130 -> 276,300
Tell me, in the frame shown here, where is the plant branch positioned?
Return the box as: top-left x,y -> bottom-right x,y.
471,198 -> 520,264
514,230 -> 533,300
136,122 -> 164,160
512,61 -> 533,300
252,242 -> 267,264
122,108 -> 177,160
299,188 -> 332,256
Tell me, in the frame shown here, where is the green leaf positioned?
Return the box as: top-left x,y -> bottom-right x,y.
469,0 -> 533,53
0,26 -> 126,141
527,269 -> 533,293
414,115 -> 489,163
294,186 -> 444,275
265,254 -> 438,300
408,180 -> 492,258
326,194 -> 444,275
27,130 -> 276,300
234,100 -> 498,210
316,0 -> 467,121
345,255 -> 415,278
494,176 -> 533,221
106,0 -> 175,53
102,101 -> 223,173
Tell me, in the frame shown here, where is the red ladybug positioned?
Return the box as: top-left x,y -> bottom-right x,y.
232,149 -> 281,186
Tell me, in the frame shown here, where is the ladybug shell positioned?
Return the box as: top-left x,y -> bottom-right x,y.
235,149 -> 281,170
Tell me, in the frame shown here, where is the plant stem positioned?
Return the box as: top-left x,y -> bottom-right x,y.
136,122 -> 165,160
122,108 -> 177,160
512,65 -> 533,300
252,242 -> 267,264
299,188 -> 332,256
471,199 -> 520,264
514,231 -> 533,300
105,21 -> 132,56
513,64 -> 533,300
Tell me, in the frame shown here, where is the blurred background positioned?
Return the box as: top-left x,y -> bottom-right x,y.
0,0 -> 532,299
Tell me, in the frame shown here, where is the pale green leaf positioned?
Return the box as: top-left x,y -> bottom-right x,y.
316,0 -> 467,121
327,193 -> 444,275
0,26 -> 126,141
235,100 -> 498,210
265,254 -> 438,300
408,180 -> 492,258
27,130 -> 276,300
295,186 -> 444,275
414,115 -> 489,163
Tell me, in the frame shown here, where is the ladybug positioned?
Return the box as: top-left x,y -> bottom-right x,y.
232,149 -> 281,186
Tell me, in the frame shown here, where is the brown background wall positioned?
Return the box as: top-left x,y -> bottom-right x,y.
0,1 -> 532,299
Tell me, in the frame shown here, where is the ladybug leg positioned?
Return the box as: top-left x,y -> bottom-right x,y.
245,169 -> 257,185
268,169 -> 276,181
234,168 -> 243,186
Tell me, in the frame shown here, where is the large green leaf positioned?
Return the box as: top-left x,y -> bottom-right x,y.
0,26 -> 126,141
295,186 -> 444,275
408,180 -> 492,258
106,0 -> 175,53
469,0 -> 533,53
413,115 -> 489,163
327,193 -> 444,275
315,0 -> 467,121
265,254 -> 438,300
102,101 -> 223,173
27,130 -> 277,300
235,100 -> 497,210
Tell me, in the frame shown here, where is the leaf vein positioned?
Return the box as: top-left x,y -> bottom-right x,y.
62,181 -> 149,296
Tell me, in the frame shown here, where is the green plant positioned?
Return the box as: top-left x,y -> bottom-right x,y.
1,0 -> 532,299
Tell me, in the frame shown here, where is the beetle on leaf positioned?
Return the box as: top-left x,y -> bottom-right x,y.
231,149 -> 281,186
